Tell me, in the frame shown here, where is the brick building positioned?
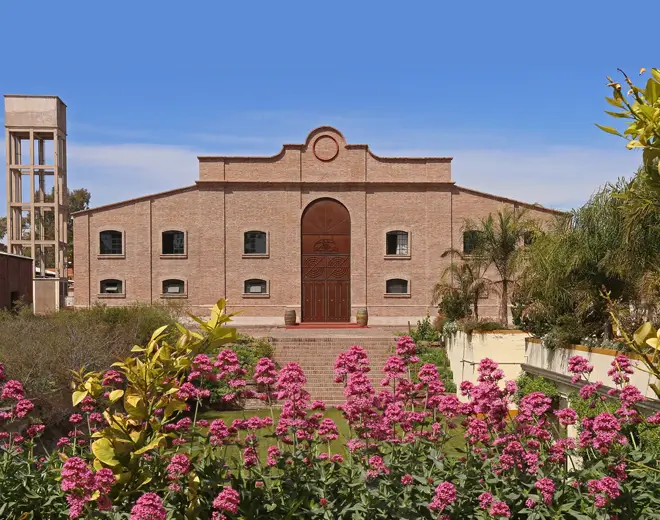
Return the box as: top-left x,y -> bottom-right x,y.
72,127 -> 560,324
0,252 -> 33,311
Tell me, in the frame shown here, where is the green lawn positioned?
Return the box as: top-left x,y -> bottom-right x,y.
199,408 -> 466,457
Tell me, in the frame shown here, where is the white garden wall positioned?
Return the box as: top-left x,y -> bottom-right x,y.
525,339 -> 659,402
445,330 -> 528,404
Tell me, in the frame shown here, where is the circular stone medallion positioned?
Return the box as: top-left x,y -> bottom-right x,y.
313,135 -> 339,161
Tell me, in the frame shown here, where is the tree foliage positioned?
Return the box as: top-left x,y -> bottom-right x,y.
463,207 -> 533,325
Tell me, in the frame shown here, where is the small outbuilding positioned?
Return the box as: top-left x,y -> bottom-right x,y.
0,252 -> 33,311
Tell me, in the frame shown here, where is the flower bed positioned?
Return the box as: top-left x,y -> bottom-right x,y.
1,300 -> 660,518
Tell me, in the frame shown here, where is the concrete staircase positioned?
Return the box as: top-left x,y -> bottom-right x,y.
271,336 -> 397,406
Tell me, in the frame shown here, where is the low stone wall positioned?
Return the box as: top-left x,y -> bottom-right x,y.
445,330 -> 528,404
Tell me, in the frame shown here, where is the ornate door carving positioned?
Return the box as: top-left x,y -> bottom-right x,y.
301,199 -> 350,322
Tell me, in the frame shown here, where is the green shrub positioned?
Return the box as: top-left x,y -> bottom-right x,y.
409,316 -> 440,343
459,318 -> 506,335
541,315 -> 587,350
438,291 -> 470,321
0,303 -> 181,423
514,373 -> 560,404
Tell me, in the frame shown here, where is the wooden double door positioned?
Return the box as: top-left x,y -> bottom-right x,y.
301,198 -> 351,322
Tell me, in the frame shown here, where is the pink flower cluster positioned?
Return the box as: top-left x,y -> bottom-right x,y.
213,486 -> 240,519
429,482 -> 456,513
130,493 -> 167,520
567,355 -> 594,383
61,457 -> 114,518
166,453 -> 190,492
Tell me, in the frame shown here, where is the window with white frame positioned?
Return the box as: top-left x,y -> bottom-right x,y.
386,230 -> 409,255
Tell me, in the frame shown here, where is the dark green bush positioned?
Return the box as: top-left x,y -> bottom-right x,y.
514,373 -> 560,405
438,291 -> 470,321
409,316 -> 440,343
459,318 -> 506,335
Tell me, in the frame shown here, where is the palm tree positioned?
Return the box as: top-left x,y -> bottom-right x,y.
465,207 -> 533,325
432,250 -> 491,321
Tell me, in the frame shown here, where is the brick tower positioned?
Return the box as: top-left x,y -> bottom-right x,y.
4,95 -> 68,312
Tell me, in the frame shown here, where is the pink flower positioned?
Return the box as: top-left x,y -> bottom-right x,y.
478,492 -> 493,509
1,380 -> 25,400
587,477 -> 620,508
554,408 -> 578,426
102,370 -> 123,386
318,418 -> 339,441
535,477 -> 555,505
382,356 -> 406,384
0,361 -> 5,381
608,355 -> 634,385
334,346 -> 370,383
366,455 -> 390,479
213,487 -> 240,514
167,453 -> 190,481
489,501 -> 511,518
176,382 -> 199,400
319,497 -> 329,507
401,474 -> 414,485
26,423 -> 45,437
579,382 -> 602,400
567,355 -> 593,383
429,482 -> 456,512
243,446 -> 258,467
94,468 -> 115,494
14,399 -> 34,418
267,445 -> 281,466
254,357 -> 278,386
130,493 -> 167,520
330,454 -> 344,463
209,419 -> 230,446
396,336 -> 417,358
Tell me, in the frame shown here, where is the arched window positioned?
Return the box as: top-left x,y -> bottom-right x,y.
100,279 -> 123,294
386,230 -> 409,256
99,230 -> 123,255
162,230 -> 185,255
386,278 -> 409,294
244,231 -> 267,255
244,279 -> 267,294
463,230 -> 482,255
162,279 -> 185,295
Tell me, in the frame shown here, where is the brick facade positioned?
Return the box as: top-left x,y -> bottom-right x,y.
72,127 -> 560,322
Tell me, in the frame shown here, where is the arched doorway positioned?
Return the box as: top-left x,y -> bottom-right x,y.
301,198 -> 351,322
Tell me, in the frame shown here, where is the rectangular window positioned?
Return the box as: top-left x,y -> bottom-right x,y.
463,230 -> 482,255
386,231 -> 409,256
244,231 -> 267,255
162,231 -> 185,255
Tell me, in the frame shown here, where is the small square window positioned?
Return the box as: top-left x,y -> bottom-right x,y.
244,231 -> 267,255
463,230 -> 482,255
386,231 -> 409,256
100,231 -> 123,255
162,231 -> 185,255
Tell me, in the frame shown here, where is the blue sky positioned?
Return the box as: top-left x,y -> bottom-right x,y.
0,0 -> 654,211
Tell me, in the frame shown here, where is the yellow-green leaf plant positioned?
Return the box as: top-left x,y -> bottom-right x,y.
69,299 -> 237,506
